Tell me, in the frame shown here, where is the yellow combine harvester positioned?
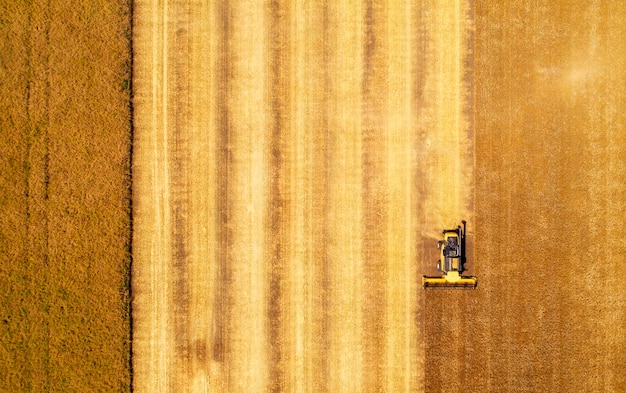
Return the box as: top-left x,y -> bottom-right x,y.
422,221 -> 477,288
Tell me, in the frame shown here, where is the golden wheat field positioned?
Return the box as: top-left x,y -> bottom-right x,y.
1,1 -> 626,392
0,0 -> 131,391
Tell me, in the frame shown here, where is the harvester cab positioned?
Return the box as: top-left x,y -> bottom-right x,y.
422,221 -> 477,288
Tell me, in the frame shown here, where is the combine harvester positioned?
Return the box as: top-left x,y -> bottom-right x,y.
423,221 -> 477,289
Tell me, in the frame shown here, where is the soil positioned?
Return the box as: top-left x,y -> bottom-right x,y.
0,1 -> 132,391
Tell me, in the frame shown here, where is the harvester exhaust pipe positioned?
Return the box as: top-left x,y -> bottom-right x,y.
422,221 -> 477,289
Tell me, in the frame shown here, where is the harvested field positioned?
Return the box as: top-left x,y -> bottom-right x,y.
132,0 -> 472,391
0,1 -> 132,391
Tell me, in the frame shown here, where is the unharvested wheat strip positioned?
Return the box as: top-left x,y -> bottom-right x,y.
604,115 -> 626,391
24,1 -> 52,389
325,1 -> 365,391
225,1 -> 269,391
384,1 -> 421,391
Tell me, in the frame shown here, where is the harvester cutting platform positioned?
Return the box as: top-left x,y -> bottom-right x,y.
422,221 -> 477,288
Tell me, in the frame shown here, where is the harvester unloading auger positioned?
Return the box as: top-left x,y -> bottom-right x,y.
422,221 -> 477,288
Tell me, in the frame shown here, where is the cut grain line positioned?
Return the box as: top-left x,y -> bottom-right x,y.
212,0 -> 230,366
161,0 -> 171,388
266,1 -> 288,391
171,1 -> 192,386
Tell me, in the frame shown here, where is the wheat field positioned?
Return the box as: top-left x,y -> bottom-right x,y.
1,0 -> 625,392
